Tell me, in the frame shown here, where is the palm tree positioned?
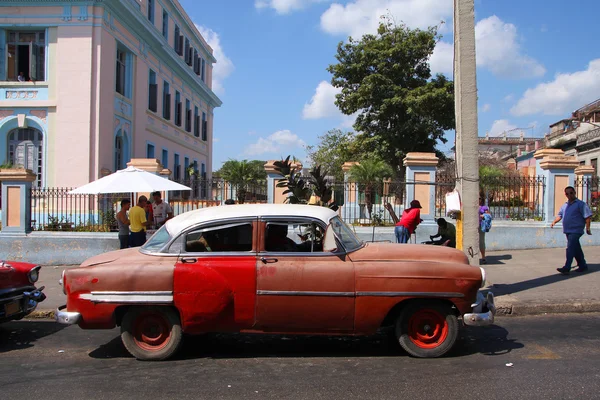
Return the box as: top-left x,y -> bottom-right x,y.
218,159 -> 266,204
349,159 -> 394,219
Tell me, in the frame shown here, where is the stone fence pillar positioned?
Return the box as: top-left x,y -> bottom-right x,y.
403,153 -> 439,221
534,149 -> 579,224
575,165 -> 595,203
0,168 -> 36,235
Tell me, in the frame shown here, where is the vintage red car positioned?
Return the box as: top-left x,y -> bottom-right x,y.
0,260 -> 46,323
57,204 -> 495,360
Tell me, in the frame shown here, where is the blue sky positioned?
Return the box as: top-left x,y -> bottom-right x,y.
180,0 -> 600,171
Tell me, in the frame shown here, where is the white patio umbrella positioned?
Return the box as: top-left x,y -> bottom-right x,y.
68,166 -> 191,194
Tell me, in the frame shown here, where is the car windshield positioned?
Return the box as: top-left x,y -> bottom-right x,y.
141,225 -> 173,252
330,216 -> 363,252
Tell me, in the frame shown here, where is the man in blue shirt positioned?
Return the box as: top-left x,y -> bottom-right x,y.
551,186 -> 593,274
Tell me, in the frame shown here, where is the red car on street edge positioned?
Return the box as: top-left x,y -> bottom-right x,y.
0,260 -> 46,323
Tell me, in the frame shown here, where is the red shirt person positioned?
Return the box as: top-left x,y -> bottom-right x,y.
395,200 -> 422,243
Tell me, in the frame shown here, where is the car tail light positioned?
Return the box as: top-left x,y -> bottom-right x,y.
28,266 -> 41,283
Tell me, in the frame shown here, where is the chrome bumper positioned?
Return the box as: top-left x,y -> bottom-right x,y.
55,305 -> 81,325
463,291 -> 495,326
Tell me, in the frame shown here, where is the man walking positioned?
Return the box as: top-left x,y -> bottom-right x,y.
551,186 -> 593,274
129,196 -> 151,247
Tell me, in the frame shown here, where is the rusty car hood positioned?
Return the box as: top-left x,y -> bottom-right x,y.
80,248 -> 156,267
348,242 -> 470,265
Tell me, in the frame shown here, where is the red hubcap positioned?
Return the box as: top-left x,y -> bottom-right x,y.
407,309 -> 449,349
132,312 -> 172,352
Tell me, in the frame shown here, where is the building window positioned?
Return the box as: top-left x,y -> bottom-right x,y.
202,112 -> 207,141
148,69 -> 157,112
592,158 -> 598,175
147,143 -> 155,159
193,50 -> 199,75
174,91 -> 182,127
162,81 -> 171,120
162,149 -> 168,169
174,153 -> 181,180
116,47 -> 132,98
8,128 -> 44,187
5,30 -> 46,82
174,25 -> 183,56
147,0 -> 154,23
162,10 -> 169,39
115,134 -> 122,171
201,58 -> 206,82
184,157 -> 190,177
184,38 -> 191,65
185,99 -> 191,132
194,106 -> 200,137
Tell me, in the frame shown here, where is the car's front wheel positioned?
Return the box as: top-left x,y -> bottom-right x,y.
121,306 -> 183,361
395,301 -> 459,358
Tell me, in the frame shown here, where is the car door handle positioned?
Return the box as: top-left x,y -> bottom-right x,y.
180,258 -> 197,264
260,257 -> 278,264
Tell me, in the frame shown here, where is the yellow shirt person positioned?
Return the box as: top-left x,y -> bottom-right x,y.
129,196 -> 150,247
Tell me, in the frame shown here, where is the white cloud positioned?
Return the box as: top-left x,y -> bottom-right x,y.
255,0 -> 330,14
302,81 -> 342,119
430,41 -> 453,75
503,94 -> 514,103
487,119 -> 527,137
245,130 -> 306,156
481,103 -> 491,112
195,25 -> 234,96
475,16 -> 545,79
511,59 -> 600,117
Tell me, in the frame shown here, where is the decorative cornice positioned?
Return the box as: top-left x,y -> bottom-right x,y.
127,158 -> 164,173
539,156 -> 579,171
533,148 -> 563,160
341,161 -> 358,172
0,168 -> 37,182
403,152 -> 439,167
574,165 -> 595,176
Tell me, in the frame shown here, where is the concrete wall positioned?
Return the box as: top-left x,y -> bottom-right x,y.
2,222 -> 598,265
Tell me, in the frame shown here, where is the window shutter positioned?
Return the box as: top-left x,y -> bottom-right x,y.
194,115 -> 200,137
177,36 -> 184,56
176,102 -> 182,126
202,119 -> 207,141
186,109 -> 191,132
149,83 -> 158,112
30,43 -> 38,81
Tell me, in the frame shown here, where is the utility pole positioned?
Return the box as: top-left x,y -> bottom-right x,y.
453,0 -> 479,259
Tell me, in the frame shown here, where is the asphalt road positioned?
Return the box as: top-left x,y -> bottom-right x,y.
1,314 -> 600,400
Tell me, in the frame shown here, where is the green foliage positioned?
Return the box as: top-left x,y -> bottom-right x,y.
327,18 -> 455,175
273,156 -> 338,210
217,159 -> 267,204
0,162 -> 14,169
305,129 -> 362,182
348,159 -> 394,218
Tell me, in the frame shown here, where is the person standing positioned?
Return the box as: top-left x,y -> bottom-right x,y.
479,197 -> 490,264
151,191 -> 173,228
116,199 -> 131,249
395,200 -> 422,243
552,186 -> 593,274
129,196 -> 151,247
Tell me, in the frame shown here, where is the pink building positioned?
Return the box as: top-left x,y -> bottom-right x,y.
0,0 -> 221,188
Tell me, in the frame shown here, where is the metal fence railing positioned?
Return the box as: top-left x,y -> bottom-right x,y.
30,187 -> 128,231
575,176 -> 600,221
480,175 -> 546,221
336,180 -> 406,225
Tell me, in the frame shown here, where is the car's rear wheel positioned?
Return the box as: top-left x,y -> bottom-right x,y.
395,301 -> 458,358
121,306 -> 182,361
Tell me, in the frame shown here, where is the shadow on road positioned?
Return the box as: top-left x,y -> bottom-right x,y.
491,263 -> 600,296
484,254 -> 513,265
89,325 -> 524,360
0,321 -> 68,353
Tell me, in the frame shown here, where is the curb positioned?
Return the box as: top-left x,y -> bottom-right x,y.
25,302 -> 600,322
494,301 -> 600,316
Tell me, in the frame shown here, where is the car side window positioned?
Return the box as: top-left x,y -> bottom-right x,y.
184,222 -> 253,253
264,221 -> 325,253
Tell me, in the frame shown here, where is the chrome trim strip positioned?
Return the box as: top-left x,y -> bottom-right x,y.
356,292 -> 465,298
79,291 -> 173,304
257,290 -> 355,297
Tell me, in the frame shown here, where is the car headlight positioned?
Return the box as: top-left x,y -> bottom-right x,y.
28,266 -> 41,283
479,267 -> 487,288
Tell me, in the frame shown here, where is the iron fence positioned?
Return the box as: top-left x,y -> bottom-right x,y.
30,187 -> 128,231
435,174 -> 457,217
336,180 -> 406,225
480,175 -> 546,221
575,175 -> 600,221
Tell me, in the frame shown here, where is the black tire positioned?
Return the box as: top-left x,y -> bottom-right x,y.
395,301 -> 459,358
121,306 -> 183,361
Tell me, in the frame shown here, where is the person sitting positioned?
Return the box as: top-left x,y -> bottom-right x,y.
426,218 -> 456,248
265,224 -> 297,252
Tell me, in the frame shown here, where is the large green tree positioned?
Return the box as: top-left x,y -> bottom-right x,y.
328,19 -> 455,177
217,159 -> 267,203
305,129 -> 362,182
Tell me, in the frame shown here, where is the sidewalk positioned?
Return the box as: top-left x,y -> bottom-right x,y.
29,246 -> 600,318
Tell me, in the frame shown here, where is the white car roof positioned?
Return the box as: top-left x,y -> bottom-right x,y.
165,203 -> 338,236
